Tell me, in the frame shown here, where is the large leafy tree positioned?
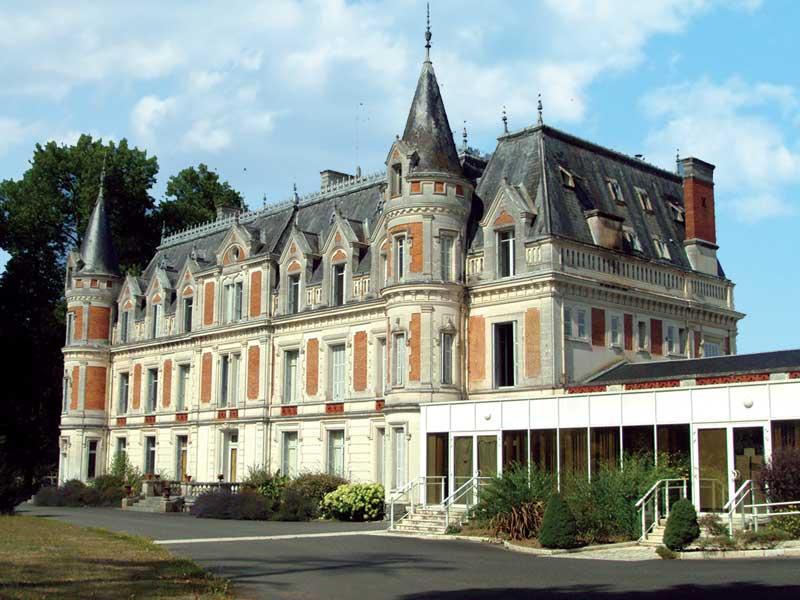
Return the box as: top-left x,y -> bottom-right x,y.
158,163 -> 247,235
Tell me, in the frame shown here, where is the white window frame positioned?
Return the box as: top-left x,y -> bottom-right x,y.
223,280 -> 243,323
492,320 -> 518,389
623,227 -> 643,252
496,229 -> 515,278
283,349 -> 299,404
440,234 -> 455,282
375,337 -> 386,395
287,273 -> 301,314
564,306 -> 573,338
636,187 -> 653,212
116,437 -> 127,460
182,296 -> 193,332
118,372 -> 129,415
326,428 -> 345,477
66,311 -> 76,344
332,263 -> 346,306
330,344 -> 346,401
176,363 -> 190,411
150,303 -> 161,338
144,436 -> 157,475
62,374 -> 70,413
392,425 -> 407,490
608,313 -> 622,348
281,430 -> 299,477
636,319 -> 649,351
440,331 -> 454,385
394,235 -> 406,282
559,166 -> 575,188
119,310 -> 129,342
703,339 -> 723,358
392,332 -> 406,387
606,177 -> 624,204
146,367 -> 158,413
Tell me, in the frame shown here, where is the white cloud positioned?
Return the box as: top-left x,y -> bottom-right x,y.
182,120 -> 232,153
0,117 -> 38,155
131,95 -> 177,141
641,77 -> 800,222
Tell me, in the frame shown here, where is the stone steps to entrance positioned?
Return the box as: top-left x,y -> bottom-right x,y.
391,506 -> 467,535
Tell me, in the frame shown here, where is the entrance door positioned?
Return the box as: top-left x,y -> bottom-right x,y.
694,423 -> 767,512
449,432 -> 500,504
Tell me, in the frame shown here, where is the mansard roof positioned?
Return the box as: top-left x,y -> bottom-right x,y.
401,60 -> 463,177
589,349 -> 800,385
79,186 -> 119,277
470,124 -> 721,275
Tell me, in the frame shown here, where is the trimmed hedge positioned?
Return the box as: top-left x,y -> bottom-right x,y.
34,479 -> 125,507
663,499 -> 700,551
539,494 -> 579,549
191,490 -> 272,520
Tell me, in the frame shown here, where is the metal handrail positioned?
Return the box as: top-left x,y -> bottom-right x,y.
744,499 -> 800,532
636,478 -> 689,542
388,477 -> 447,530
725,479 -> 753,535
442,476 -> 490,529
388,478 -> 417,530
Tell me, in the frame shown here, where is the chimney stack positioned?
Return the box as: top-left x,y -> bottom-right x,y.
216,205 -> 240,221
680,157 -> 718,276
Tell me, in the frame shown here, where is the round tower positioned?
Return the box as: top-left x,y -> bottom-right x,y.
60,175 -> 121,482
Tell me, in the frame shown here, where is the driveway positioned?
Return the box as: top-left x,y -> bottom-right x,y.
20,505 -> 800,600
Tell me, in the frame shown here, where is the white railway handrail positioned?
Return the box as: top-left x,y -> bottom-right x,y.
442,476 -> 490,529
635,478 -> 688,542
744,499 -> 800,532
388,476 -> 447,530
725,479 -> 753,535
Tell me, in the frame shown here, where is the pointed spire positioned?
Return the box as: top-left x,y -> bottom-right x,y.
401,6 -> 463,177
79,163 -> 119,277
424,2 -> 432,63
462,121 -> 468,152
537,93 -> 544,126
502,106 -> 508,134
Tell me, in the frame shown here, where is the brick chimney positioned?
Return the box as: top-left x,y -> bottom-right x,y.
679,157 -> 718,275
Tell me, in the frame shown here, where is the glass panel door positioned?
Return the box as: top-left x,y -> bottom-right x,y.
477,435 -> 498,478
453,436 -> 473,494
698,428 -> 728,511
733,426 -> 765,507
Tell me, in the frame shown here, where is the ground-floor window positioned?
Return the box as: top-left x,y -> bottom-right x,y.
144,436 -> 156,475
375,427 -> 385,487
502,430 -> 528,470
86,440 -> 98,479
772,419 -> 800,451
327,429 -> 345,478
115,437 -> 127,460
590,427 -> 620,473
426,433 -> 448,503
392,427 -> 406,489
176,435 -> 188,481
559,428 -> 587,477
530,429 -> 557,473
282,431 -> 298,477
656,424 -> 690,465
623,425 -> 654,458
223,431 -> 239,482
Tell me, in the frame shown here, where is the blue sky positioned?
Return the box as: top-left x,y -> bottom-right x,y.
0,0 -> 798,353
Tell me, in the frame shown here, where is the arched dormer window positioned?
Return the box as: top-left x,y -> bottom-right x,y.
181,286 -> 194,332
330,248 -> 348,307
286,260 -> 302,314
150,294 -> 162,338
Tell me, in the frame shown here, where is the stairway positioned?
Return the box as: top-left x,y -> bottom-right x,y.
122,495 -> 182,513
640,519 -> 666,547
392,506 -> 466,535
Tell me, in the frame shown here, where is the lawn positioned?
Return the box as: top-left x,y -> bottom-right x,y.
0,515 -> 232,599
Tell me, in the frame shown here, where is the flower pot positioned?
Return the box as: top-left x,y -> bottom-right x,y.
123,484 -> 132,497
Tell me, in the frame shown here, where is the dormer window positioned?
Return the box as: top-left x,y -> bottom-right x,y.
636,187 -> 653,212
223,281 -> 243,323
394,236 -> 406,282
332,263 -> 345,306
231,246 -> 240,261
288,274 -> 300,314
653,238 -> 671,260
606,178 -> 624,204
120,311 -> 129,342
669,203 -> 685,223
559,167 -> 575,188
497,229 -> 515,277
623,227 -> 643,252
150,303 -> 161,338
183,296 -> 193,332
391,163 -> 403,197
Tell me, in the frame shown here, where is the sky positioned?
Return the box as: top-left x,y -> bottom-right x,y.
0,0 -> 798,353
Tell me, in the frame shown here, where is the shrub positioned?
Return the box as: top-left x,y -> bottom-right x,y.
472,464 -> 555,524
656,545 -> 677,560
191,490 -> 272,520
276,485 -> 319,521
79,486 -> 102,506
698,513 -> 728,537
663,499 -> 700,551
758,448 -> 800,503
767,510 -> 800,538
444,524 -> 462,535
33,486 -> 63,507
320,483 -> 384,521
539,494 -> 579,549
283,473 -> 348,519
490,501 -> 545,540
734,529 -> 791,549
242,467 -> 288,509
109,453 -> 143,494
697,535 -> 736,551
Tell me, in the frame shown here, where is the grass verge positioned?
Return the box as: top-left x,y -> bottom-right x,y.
0,515 -> 232,599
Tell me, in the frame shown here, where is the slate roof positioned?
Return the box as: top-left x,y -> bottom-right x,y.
589,349 -> 800,385
79,187 -> 119,276
470,125 -> 722,276
402,60 -> 463,177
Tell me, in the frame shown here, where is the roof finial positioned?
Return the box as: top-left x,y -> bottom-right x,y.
537,93 -> 543,126
262,193 -> 267,208
293,183 -> 299,205
676,148 -> 681,172
424,2 -> 432,62
502,105 -> 508,134
462,121 -> 468,152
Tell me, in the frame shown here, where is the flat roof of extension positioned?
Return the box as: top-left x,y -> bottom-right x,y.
589,349 -> 800,385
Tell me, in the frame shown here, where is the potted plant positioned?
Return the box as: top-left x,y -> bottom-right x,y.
217,473 -> 224,482
162,484 -> 171,498
123,484 -> 132,497
186,474 -> 192,482
145,473 -> 154,481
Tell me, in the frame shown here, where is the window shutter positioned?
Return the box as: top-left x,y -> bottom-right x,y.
624,314 -> 634,351
650,319 -> 663,355
591,308 -> 606,347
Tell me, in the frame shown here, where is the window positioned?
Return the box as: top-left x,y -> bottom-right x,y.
637,320 -> 648,351
493,322 -> 516,388
144,436 -> 156,475
591,427 -> 620,473
288,274 -> 300,314
119,311 -> 129,342
559,428 -> 587,476
376,427 -> 386,486
609,315 -> 621,347
559,166 -> 575,188
393,427 -> 406,489
564,307 -> 573,337
327,429 -> 345,477
530,429 -> 557,473
669,203 -> 685,222
146,368 -> 158,413
576,309 -> 587,339
636,187 -> 653,212
394,236 -> 406,282
393,333 -> 406,386
653,238 -> 671,260
224,281 -> 243,322
62,375 -> 70,413
118,373 -> 129,415
380,253 -> 388,287
87,440 -> 98,479
219,354 -> 240,407
331,344 -> 346,401
606,178 -> 624,204
375,338 -> 386,395
282,431 -> 298,477
440,235 -> 454,281
704,341 -> 722,358
176,435 -> 188,481
283,350 -> 298,404
224,431 -> 238,482
440,332 -> 454,385
332,264 -> 345,306
116,437 -> 127,459
391,163 -> 402,196
497,229 -> 515,277
66,311 -> 75,344
678,328 -> 688,355
151,303 -> 161,338
623,228 -> 643,252
665,325 -> 677,354
176,364 -> 190,411
183,297 -> 193,332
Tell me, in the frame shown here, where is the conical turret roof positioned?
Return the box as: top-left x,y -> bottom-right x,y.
401,60 -> 463,177
79,181 -> 119,277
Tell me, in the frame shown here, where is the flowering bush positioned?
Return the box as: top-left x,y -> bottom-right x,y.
320,483 -> 384,521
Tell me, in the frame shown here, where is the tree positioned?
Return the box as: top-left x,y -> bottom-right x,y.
157,164 -> 247,235
663,498 -> 700,551
539,493 -> 579,549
